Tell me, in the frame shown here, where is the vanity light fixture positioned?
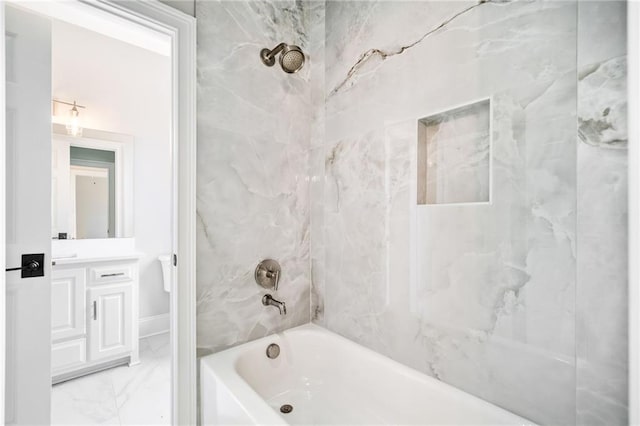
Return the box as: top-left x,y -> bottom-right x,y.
53,99 -> 85,137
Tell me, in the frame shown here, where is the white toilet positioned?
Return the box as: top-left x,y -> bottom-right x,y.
158,254 -> 171,293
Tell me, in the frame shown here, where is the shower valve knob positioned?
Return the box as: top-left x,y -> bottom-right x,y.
255,259 -> 281,290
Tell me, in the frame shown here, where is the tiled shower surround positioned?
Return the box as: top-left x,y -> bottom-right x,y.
196,1 -> 322,352
196,1 -> 628,424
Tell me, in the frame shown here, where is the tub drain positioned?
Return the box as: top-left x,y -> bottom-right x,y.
280,404 -> 293,414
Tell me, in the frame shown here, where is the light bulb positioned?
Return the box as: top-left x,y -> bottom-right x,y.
66,101 -> 82,137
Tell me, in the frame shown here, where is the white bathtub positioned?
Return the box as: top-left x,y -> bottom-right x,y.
200,323 -> 533,425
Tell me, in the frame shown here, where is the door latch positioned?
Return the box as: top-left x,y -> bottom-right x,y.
5,253 -> 45,278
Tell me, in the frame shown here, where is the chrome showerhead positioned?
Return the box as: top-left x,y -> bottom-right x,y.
260,43 -> 305,74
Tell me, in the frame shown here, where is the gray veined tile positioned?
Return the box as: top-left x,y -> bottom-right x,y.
196,0 -> 315,356
51,372 -> 120,425
114,359 -> 171,425
51,334 -> 171,426
578,56 -> 627,149
193,0 -> 628,424
321,1 -> 580,424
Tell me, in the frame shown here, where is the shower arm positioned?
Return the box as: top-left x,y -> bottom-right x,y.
262,43 -> 287,61
260,42 -> 294,68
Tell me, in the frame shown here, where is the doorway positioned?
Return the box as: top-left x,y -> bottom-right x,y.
49,13 -> 172,424
1,1 -> 197,424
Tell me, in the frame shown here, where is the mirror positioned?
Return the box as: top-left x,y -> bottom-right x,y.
71,149 -> 114,239
52,124 -> 134,239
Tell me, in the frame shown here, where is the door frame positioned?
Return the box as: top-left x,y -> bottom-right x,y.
630,2 -> 639,423
0,1 -> 197,424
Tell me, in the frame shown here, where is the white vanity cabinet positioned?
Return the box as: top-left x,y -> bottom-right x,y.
51,256 -> 140,383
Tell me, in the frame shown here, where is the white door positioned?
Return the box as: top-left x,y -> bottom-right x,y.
5,5 -> 52,425
51,268 -> 86,341
88,284 -> 132,361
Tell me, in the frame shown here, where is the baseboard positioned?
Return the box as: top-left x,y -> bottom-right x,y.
53,356 -> 129,385
139,313 -> 170,338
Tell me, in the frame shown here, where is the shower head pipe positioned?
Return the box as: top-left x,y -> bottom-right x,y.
260,42 -> 287,66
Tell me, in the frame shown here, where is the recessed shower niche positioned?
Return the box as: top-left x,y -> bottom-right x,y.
417,99 -> 491,205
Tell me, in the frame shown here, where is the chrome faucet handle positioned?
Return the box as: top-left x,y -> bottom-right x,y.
262,294 -> 286,315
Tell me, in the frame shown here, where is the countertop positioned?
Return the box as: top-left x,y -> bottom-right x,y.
52,252 -> 144,266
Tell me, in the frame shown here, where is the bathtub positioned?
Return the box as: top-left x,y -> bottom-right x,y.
200,323 -> 533,425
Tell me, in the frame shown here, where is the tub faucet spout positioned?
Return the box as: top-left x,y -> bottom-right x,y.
262,294 -> 286,315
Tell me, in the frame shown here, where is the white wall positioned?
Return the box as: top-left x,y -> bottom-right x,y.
75,173 -> 109,239
52,20 -> 172,323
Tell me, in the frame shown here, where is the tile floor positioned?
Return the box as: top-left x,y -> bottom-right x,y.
51,333 -> 170,425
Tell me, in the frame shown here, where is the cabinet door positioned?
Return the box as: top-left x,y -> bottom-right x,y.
88,284 -> 132,361
51,268 -> 86,341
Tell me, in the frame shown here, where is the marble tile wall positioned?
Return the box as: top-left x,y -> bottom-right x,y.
314,1 -> 625,424
195,0 -> 629,424
576,2 -> 628,424
195,0 -> 323,355
309,2 -> 326,323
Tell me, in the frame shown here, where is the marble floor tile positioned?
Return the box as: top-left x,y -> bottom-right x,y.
51,369 -> 120,425
51,333 -> 171,426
